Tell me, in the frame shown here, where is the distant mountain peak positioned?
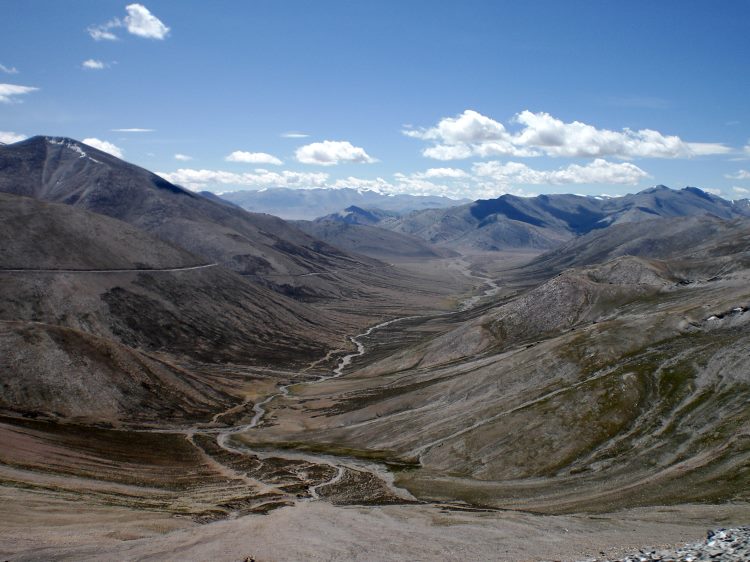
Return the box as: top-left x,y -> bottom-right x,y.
640,184 -> 671,194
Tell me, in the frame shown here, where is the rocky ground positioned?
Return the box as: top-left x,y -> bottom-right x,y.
588,526 -> 750,561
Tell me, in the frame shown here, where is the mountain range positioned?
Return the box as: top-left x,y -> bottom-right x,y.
359,186 -> 750,251
220,187 -> 467,220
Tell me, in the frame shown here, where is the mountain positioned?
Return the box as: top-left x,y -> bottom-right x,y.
0,192 -> 348,425
294,219 -> 451,260
315,205 -> 399,226
220,187 -> 467,220
0,137 -> 432,308
376,186 -> 750,251
524,215 -> 750,277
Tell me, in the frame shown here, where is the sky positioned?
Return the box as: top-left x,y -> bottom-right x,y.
2,1 -> 750,200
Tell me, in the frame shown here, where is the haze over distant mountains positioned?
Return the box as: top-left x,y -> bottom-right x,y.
219,187 -> 468,220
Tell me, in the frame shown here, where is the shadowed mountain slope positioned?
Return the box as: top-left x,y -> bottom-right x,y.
0,193 -> 349,424
0,192 -> 201,270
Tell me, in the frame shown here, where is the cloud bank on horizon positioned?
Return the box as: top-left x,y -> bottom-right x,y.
157,108 -> 740,199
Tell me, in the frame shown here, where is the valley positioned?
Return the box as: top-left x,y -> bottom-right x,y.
1,138 -> 750,561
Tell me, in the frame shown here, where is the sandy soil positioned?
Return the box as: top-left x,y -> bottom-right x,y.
2,488 -> 748,561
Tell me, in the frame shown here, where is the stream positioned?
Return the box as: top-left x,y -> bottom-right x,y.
208,315 -> 424,503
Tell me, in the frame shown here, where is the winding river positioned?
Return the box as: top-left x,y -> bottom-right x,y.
202,262 -> 501,504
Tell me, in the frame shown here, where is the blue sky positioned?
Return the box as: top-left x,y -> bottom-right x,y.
2,1 -> 750,200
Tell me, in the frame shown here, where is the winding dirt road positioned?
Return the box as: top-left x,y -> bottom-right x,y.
0,263 -> 218,273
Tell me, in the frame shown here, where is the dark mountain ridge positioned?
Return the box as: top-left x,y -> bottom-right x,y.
375,185 -> 749,251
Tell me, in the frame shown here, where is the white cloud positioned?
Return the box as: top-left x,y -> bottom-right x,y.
174,153 -> 192,161
124,4 -> 170,39
406,109 -> 731,160
733,186 -> 749,195
111,128 -> 154,133
703,188 -> 722,196
0,83 -> 39,103
281,131 -> 310,138
472,158 -> 649,186
726,170 -> 750,180
413,167 -> 469,179
512,110 -> 700,158
82,59 -> 107,70
82,138 -> 124,158
87,19 -> 121,41
421,144 -> 475,160
226,150 -> 283,165
295,140 -> 376,166
88,4 -> 169,41
405,109 -> 508,144
0,64 -> 18,74
157,168 -> 329,191
0,131 -> 26,144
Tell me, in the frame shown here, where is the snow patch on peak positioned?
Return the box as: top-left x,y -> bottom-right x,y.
47,138 -> 87,158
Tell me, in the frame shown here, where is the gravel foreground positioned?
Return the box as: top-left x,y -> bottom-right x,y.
585,527 -> 750,562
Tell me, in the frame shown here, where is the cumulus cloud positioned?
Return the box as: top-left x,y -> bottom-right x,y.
726,170 -> 750,180
226,151 -> 283,165
157,168 -> 329,191
88,4 -> 169,41
111,128 -> 154,133
0,131 -> 26,144
406,109 -> 731,160
174,153 -> 192,161
733,186 -> 749,195
82,138 -> 124,158
0,64 -> 18,74
472,158 -> 649,186
124,4 -> 170,39
0,83 -> 39,103
281,131 -> 310,138
82,59 -> 107,70
405,109 -> 508,144
295,140 -> 376,166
